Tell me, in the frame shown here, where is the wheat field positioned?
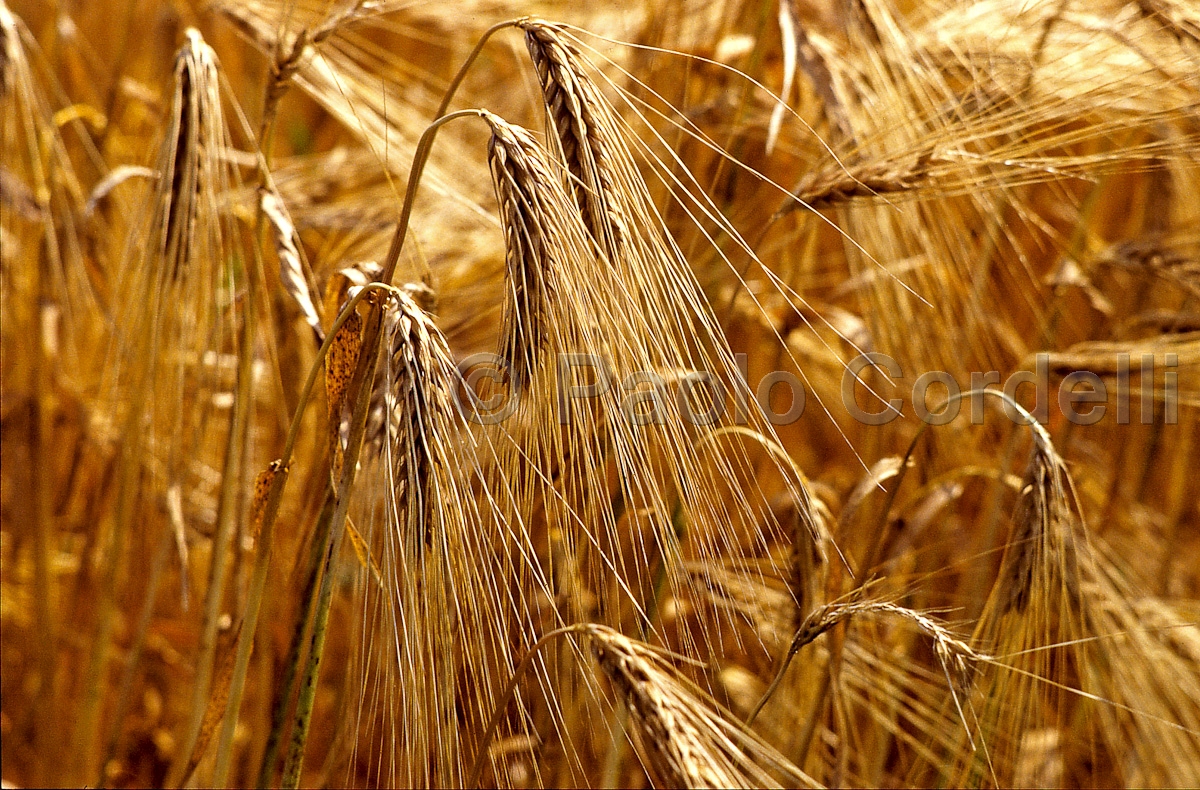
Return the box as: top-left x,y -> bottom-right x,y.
2,0 -> 1199,787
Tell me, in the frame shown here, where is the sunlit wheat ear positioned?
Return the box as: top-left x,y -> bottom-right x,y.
587,625 -> 818,789
520,21 -> 828,533
346,286 -> 550,788
520,19 -> 628,258
380,287 -> 459,545
959,416 -> 1200,785
994,428 -> 1082,617
364,280 -> 435,458
483,112 -> 566,388
792,599 -> 990,688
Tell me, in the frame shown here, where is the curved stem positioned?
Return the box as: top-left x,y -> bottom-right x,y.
281,295 -> 392,787
376,18 -> 521,285
255,486 -> 334,788
377,109 -> 486,285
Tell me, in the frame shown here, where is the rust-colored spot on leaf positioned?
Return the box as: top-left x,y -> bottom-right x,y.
326,309 -> 363,430
326,309 -> 363,477
248,460 -> 283,541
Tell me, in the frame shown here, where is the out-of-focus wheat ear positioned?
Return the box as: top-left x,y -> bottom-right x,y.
1,1 -> 97,360
519,19 -> 629,259
483,112 -> 566,388
261,186 -> 324,345
159,30 -> 218,280
588,626 -> 819,789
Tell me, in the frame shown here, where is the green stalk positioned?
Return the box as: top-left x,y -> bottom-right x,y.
279,304 -> 386,788
255,487 -> 335,788
201,32 -> 304,782
198,281 -> 388,789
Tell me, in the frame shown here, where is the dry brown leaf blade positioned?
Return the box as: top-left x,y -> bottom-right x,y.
179,622 -> 243,786
248,460 -> 283,542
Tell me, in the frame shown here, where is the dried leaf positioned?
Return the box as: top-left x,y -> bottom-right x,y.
325,308 -> 363,474
179,621 -> 242,786
84,165 -> 158,217
248,460 -> 283,542
261,187 -> 324,344
344,516 -> 384,590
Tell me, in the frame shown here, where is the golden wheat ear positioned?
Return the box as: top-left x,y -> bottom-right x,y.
482,112 -> 567,390
955,410 -> 1200,785
338,281 -> 556,788
513,22 -> 831,547
520,19 -> 630,260
586,625 -> 821,788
